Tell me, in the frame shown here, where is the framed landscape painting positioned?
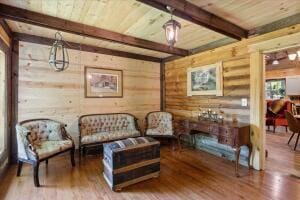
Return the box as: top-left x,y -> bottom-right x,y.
187,62 -> 223,96
85,67 -> 123,98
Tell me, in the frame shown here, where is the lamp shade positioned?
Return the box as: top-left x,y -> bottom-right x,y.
163,19 -> 181,46
288,53 -> 297,61
49,32 -> 69,72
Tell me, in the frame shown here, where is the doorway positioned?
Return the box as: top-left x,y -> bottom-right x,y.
264,47 -> 300,176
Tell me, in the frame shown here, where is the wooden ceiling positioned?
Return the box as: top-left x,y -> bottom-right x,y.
1,0 -> 300,59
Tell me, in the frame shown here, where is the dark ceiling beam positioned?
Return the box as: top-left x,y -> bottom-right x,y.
13,32 -> 162,63
248,13 -> 300,37
137,0 -> 247,40
0,18 -> 12,37
162,37 -> 236,62
0,3 -> 189,56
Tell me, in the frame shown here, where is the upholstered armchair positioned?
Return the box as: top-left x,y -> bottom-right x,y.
266,100 -> 293,133
145,111 -> 181,150
16,119 -> 75,187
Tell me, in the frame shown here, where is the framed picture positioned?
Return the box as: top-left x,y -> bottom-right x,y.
84,67 -> 123,98
187,62 -> 223,96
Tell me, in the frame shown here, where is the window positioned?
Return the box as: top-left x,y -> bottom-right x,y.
0,50 -> 5,155
265,79 -> 286,100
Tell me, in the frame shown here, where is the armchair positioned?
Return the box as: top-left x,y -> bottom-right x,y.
145,111 -> 181,150
16,119 -> 75,187
266,100 -> 293,133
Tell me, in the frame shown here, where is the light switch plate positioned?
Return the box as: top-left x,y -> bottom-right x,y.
241,98 -> 248,107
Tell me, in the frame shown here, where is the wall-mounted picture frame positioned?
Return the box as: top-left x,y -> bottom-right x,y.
187,62 -> 223,96
84,66 -> 123,98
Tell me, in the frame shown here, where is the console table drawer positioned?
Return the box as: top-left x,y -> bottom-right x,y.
219,127 -> 234,137
218,136 -> 235,146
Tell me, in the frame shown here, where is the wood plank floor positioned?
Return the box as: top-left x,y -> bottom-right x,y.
1,135 -> 300,200
266,130 -> 300,176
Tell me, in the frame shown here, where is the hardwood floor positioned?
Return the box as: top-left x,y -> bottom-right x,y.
1,139 -> 300,200
266,129 -> 300,177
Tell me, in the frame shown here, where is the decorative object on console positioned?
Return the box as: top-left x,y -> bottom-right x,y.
187,62 -> 223,96
85,67 -> 123,98
198,108 -> 224,123
48,32 -> 69,72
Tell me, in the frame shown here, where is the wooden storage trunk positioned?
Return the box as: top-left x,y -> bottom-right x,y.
102,137 -> 160,191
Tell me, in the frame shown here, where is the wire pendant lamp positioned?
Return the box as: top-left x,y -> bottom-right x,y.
49,32 -> 69,72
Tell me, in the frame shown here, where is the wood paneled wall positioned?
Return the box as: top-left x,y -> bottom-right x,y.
165,24 -> 300,124
18,42 -> 160,146
165,51 -> 251,123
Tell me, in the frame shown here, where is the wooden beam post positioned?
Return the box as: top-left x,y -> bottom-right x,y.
137,0 -> 247,40
160,62 -> 165,111
249,51 -> 265,170
0,3 -> 189,56
13,33 -> 162,63
10,38 -> 19,163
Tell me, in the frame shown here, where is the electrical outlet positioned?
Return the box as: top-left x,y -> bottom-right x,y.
241,98 -> 248,107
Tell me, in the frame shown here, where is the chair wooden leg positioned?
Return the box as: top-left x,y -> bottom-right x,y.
177,135 -> 182,151
33,162 -> 40,187
45,159 -> 48,165
70,148 -> 75,167
285,126 -> 288,133
294,133 -> 300,151
273,125 -> 276,133
288,132 -> 295,144
17,160 -> 23,177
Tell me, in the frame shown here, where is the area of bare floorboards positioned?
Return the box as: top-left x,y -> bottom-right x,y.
1,134 -> 299,200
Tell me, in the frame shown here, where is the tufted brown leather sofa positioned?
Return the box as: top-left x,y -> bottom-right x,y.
78,113 -> 141,155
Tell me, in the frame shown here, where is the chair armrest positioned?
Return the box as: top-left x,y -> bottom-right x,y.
60,126 -> 75,147
16,125 -> 38,160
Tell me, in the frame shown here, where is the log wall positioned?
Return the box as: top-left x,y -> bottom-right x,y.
18,42 -> 160,146
165,24 -> 300,124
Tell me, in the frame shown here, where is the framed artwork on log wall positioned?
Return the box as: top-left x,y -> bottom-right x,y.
84,66 -> 123,98
187,62 -> 223,96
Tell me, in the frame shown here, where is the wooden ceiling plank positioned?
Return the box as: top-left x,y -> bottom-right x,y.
13,32 -> 162,63
0,3 -> 189,56
137,0 -> 248,40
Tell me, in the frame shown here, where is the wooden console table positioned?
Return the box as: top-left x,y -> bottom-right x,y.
175,118 -> 252,177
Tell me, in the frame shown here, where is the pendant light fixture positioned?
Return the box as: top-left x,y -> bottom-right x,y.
163,6 -> 181,46
288,53 -> 297,61
49,32 -> 69,72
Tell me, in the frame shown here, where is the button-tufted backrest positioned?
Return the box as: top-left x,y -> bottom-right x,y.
147,112 -> 173,133
79,113 -> 138,137
19,119 -> 62,144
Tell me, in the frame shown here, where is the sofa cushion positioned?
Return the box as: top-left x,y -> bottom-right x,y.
36,140 -> 73,159
146,127 -> 173,136
81,130 -> 140,145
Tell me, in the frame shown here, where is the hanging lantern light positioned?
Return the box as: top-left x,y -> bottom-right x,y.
163,6 -> 181,46
49,32 -> 69,72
